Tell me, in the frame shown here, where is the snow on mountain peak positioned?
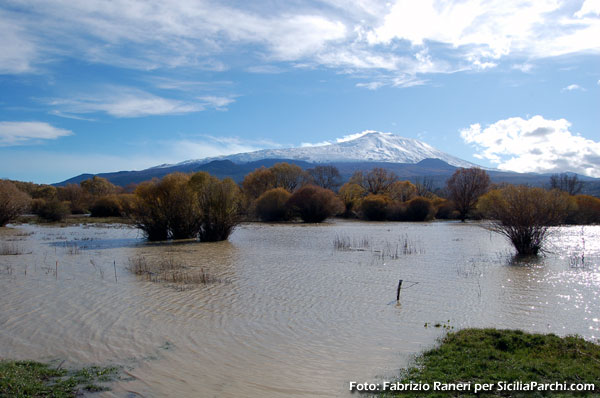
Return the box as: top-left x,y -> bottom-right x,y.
177,131 -> 476,168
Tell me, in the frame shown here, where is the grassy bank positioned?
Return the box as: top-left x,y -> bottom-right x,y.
0,360 -> 118,397
380,328 -> 600,397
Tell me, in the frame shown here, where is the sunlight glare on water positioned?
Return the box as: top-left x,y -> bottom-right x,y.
1,221 -> 599,397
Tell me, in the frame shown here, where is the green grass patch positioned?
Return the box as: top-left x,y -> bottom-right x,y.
381,328 -> 600,397
0,360 -> 119,397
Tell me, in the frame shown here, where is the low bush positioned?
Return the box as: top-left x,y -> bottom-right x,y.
405,197 -> 434,221
36,199 -> 71,222
255,188 -> 292,222
89,195 -> 123,217
287,185 -> 343,222
567,195 -> 600,224
360,194 -> 391,221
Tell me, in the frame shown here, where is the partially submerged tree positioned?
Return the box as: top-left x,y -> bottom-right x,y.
193,173 -> 242,242
446,168 -> 490,221
254,188 -> 292,222
287,185 -> 343,222
549,173 -> 584,195
0,180 -> 31,226
478,186 -> 571,256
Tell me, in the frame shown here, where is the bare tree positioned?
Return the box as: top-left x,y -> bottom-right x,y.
549,173 -> 584,195
307,165 -> 342,191
446,168 -> 490,222
414,176 -> 435,198
350,168 -> 398,195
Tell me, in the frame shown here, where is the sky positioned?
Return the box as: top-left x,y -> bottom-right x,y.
0,0 -> 599,184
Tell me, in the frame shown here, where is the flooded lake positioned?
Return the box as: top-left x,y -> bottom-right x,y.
1,220 -> 599,397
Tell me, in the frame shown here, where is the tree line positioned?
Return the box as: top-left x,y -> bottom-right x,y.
1,165 -> 598,255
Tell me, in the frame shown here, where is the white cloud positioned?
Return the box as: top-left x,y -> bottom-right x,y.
165,135 -> 280,161
2,0 -> 598,88
460,115 -> 600,177
0,13 -> 38,74
0,121 -> 73,146
46,87 -> 234,117
575,0 -> 600,17
562,84 -> 586,92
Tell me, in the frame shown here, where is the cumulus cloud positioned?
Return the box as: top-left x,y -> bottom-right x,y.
460,115 -> 600,177
0,121 -> 73,146
46,87 -> 234,118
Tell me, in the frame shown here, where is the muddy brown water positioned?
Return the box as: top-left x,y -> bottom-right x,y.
1,220 -> 599,397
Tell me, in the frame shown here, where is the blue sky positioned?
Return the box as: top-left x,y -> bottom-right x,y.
0,0 -> 599,183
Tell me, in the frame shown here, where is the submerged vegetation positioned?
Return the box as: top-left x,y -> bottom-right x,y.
382,328 -> 600,397
0,360 -> 118,397
127,255 -> 224,285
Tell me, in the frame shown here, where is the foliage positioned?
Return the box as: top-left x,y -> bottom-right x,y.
131,172 -> 241,242
414,176 -> 435,198
338,182 -> 366,218
567,195 -> 600,224
287,185 -> 344,222
432,198 -> 458,219
0,360 -> 118,397
242,166 -> 275,200
384,328 -> 600,397
193,173 -> 242,242
80,176 -> 117,197
0,180 -> 31,227
89,195 -> 123,217
255,188 -> 292,222
350,168 -> 398,195
405,197 -> 434,221
35,199 -> 71,222
307,165 -> 342,191
446,168 -> 491,222
388,181 -> 417,202
132,180 -> 171,241
549,173 -> 584,195
478,186 -> 571,256
57,184 -> 91,214
360,194 -> 391,221
31,185 -> 57,201
270,162 -> 309,192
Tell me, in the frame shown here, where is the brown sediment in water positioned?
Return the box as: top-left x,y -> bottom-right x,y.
0,221 -> 599,397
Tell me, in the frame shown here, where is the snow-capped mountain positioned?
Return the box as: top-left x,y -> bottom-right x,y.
177,131 -> 476,168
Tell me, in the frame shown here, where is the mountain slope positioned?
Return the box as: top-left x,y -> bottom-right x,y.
176,131 -> 477,168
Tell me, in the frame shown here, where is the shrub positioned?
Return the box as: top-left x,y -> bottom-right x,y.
80,176 -> 117,197
405,197 -> 434,221
132,180 -> 171,241
433,198 -> 457,219
132,174 -> 201,241
386,201 -> 406,221
567,195 -> 600,224
193,173 -> 242,242
57,184 -> 90,214
286,185 -> 344,223
0,180 -> 31,226
271,162 -> 309,192
255,188 -> 292,222
89,195 -> 123,217
478,186 -> 571,256
36,200 -> 70,222
242,167 -> 275,200
360,194 -> 390,221
338,183 -> 365,218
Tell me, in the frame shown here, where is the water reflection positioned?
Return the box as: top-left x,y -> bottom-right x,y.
0,221 -> 599,397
